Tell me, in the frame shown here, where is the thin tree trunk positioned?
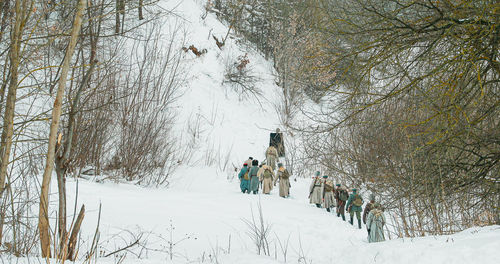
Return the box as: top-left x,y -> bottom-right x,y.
0,0 -> 23,245
67,205 -> 85,261
115,0 -> 120,34
138,0 -> 143,20
38,0 -> 86,258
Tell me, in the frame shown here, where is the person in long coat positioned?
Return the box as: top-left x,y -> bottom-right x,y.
309,171 -> 322,207
265,145 -> 278,171
238,163 -> 250,193
363,194 -> 376,224
258,163 -> 275,194
321,176 -> 336,212
346,188 -> 364,229
273,163 -> 290,198
248,159 -> 260,194
366,203 -> 386,243
334,184 -> 348,221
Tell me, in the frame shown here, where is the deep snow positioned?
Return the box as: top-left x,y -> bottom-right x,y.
5,0 -> 499,263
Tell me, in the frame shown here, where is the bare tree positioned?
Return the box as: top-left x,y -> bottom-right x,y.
38,0 -> 86,257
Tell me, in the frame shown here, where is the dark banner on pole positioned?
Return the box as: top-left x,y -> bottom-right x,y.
270,132 -> 285,157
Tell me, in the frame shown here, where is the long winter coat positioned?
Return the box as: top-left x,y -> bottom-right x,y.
258,165 -> 275,194
366,209 -> 386,243
248,166 -> 260,192
273,167 -> 290,197
363,202 -> 375,224
346,193 -> 364,212
309,177 -> 323,205
322,181 -> 336,208
265,146 -> 278,171
238,166 -> 249,192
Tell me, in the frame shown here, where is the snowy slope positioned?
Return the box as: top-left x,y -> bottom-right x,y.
162,0 -> 281,174
17,169 -> 499,264
7,0 -> 499,263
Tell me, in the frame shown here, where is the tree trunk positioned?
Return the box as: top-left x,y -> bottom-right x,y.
38,0 -> 86,258
67,205 -> 84,261
115,0 -> 120,34
138,0 -> 143,20
0,0 -> 22,245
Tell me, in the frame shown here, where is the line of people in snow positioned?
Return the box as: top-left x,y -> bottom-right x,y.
237,156 -> 291,198
308,171 -> 386,243
237,146 -> 386,243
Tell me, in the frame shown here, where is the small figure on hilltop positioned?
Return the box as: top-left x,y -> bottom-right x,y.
248,159 -> 260,194
258,162 -> 275,194
309,171 -> 323,208
335,184 -> 349,221
363,194 -> 376,235
321,176 -> 336,213
265,145 -> 278,171
238,163 -> 250,193
366,202 -> 386,243
273,163 -> 291,198
346,188 -> 364,229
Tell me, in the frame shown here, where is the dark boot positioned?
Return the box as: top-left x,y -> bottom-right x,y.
350,218 -> 353,225
342,214 -> 345,221
358,219 -> 362,229
326,208 -> 331,212
337,213 -> 340,217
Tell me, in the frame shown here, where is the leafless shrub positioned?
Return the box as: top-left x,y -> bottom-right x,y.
242,199 -> 272,256
223,53 -> 262,102
107,20 -> 186,184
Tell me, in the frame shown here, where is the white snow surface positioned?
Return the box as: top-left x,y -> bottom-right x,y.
8,0 -> 500,263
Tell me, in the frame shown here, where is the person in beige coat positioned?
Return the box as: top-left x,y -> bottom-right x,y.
258,163 -> 275,194
265,145 -> 278,171
309,171 -> 323,208
321,176 -> 336,213
273,163 -> 291,198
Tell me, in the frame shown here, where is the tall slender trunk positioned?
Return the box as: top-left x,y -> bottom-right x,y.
38,0 -> 86,258
0,0 -> 23,245
115,0 -> 120,34
138,0 -> 143,20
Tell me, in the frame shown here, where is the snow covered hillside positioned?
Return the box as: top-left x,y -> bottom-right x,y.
8,0 -> 499,263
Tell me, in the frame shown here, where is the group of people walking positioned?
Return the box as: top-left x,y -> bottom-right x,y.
236,145 -> 386,243
308,172 -> 386,243
237,145 -> 291,198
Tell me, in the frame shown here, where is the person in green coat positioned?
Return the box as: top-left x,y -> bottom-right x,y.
238,163 -> 250,193
346,188 -> 364,229
366,202 -> 386,243
248,159 -> 260,194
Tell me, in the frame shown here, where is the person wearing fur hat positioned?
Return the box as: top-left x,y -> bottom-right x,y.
273,162 -> 291,198
334,183 -> 348,221
248,159 -> 260,194
321,175 -> 336,213
238,163 -> 250,193
366,202 -> 386,243
309,171 -> 323,208
346,188 -> 364,229
258,162 -> 275,194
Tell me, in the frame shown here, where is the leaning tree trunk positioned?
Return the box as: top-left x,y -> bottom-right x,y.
38,0 -> 86,258
0,0 -> 23,244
